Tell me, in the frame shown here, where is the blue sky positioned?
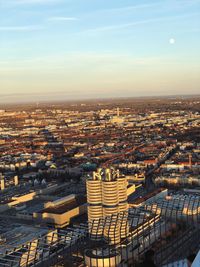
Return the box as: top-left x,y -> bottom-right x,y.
0,0 -> 200,102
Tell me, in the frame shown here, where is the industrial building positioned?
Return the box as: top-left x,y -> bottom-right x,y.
33,194 -> 87,228
0,182 -> 87,228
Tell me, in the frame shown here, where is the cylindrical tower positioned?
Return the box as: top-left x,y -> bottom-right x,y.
118,177 -> 128,204
117,176 -> 129,238
104,215 -> 121,245
87,177 -> 103,240
102,174 -> 120,244
102,180 -> 119,217
86,168 -> 129,243
118,211 -> 129,239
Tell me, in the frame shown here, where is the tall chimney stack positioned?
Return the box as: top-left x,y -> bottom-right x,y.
0,174 -> 5,191
14,175 -> 19,186
117,107 -> 120,117
189,153 -> 192,169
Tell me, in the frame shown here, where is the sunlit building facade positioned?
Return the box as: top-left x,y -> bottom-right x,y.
86,168 -> 129,244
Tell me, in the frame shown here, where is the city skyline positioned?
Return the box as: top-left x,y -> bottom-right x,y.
0,0 -> 200,102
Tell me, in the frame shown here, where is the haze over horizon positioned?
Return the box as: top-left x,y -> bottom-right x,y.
0,0 -> 200,102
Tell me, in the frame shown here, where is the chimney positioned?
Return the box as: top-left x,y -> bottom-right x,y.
117,107 -> 120,117
0,175 -> 5,191
189,154 -> 192,169
14,175 -> 19,186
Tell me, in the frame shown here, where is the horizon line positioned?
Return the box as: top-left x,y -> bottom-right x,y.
0,93 -> 199,106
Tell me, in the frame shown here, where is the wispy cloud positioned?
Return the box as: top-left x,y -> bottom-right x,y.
48,16 -> 78,22
82,12 -> 200,34
0,25 -> 44,31
0,52 -> 191,74
104,2 -> 161,13
181,0 -> 200,5
2,0 -> 63,5
1,0 -> 63,7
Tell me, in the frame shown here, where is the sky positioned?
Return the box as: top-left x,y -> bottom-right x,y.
0,0 -> 200,103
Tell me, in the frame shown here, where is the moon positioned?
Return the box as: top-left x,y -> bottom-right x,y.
169,38 -> 175,45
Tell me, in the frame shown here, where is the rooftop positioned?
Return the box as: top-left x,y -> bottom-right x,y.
40,195 -> 86,214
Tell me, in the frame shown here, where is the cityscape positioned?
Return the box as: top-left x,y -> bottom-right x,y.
0,0 -> 200,267
0,97 -> 199,266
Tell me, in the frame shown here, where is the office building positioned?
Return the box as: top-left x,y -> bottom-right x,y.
86,168 -> 129,244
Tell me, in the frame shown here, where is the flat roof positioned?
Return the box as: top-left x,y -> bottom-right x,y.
129,188 -> 167,205
0,225 -> 49,254
39,195 -> 86,214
